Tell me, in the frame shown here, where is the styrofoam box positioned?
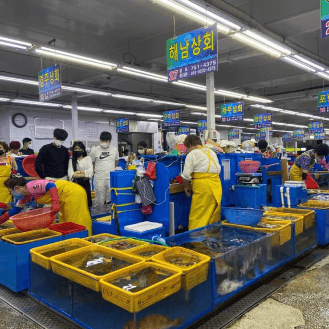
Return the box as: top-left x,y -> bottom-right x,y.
124,221 -> 163,233
284,181 -> 306,188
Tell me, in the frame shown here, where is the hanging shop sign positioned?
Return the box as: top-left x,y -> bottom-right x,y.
197,120 -> 207,132
228,129 -> 239,140
166,24 -> 218,82
260,127 -> 273,136
318,91 -> 329,113
315,132 -> 326,139
220,102 -> 244,122
321,0 -> 329,38
255,131 -> 266,141
38,64 -> 62,101
163,110 -> 180,127
116,118 -> 129,133
178,127 -> 190,135
241,134 -> 250,142
308,121 -> 324,133
283,133 -> 292,142
293,129 -> 305,139
254,113 -> 272,128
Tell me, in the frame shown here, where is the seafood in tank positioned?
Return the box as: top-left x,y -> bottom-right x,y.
163,253 -> 200,268
217,279 -> 244,295
124,315 -> 183,329
105,240 -> 140,251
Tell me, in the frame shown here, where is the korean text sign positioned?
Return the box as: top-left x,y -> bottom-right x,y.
197,120 -> 207,132
228,129 -> 239,140
178,127 -> 190,135
293,130 -> 305,139
318,91 -> 329,113
221,102 -> 244,122
241,134 -> 250,142
308,122 -> 324,133
116,119 -> 129,133
321,0 -> 329,38
254,113 -> 272,128
255,131 -> 266,141
283,134 -> 292,142
38,64 -> 62,101
260,127 -> 273,136
163,110 -> 180,127
167,24 -> 218,82
315,132 -> 326,139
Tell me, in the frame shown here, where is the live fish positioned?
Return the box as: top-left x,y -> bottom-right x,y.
124,315 -> 183,329
217,279 -> 244,295
215,258 -> 233,277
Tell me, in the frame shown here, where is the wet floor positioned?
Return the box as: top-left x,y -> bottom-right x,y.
0,299 -> 40,329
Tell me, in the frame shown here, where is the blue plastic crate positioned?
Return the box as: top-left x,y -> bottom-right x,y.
273,185 -> 308,207
232,184 -> 267,209
223,207 -> 264,226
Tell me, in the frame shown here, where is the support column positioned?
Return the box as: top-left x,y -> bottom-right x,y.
71,95 -> 78,141
265,127 -> 270,143
294,141 -> 298,153
206,72 -> 216,131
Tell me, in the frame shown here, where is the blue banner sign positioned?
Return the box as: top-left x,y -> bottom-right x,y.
293,129 -> 305,139
283,133 -> 292,142
116,118 -> 129,133
38,64 -> 62,101
221,102 -> 244,122
315,132 -> 326,139
318,90 -> 329,113
254,113 -> 272,128
308,122 -> 324,133
178,127 -> 190,135
241,134 -> 250,142
167,24 -> 218,82
255,131 -> 266,141
163,110 -> 180,127
228,129 -> 239,140
197,120 -> 207,132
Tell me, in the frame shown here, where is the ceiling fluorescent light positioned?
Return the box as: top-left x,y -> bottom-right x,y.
215,89 -> 244,98
12,99 -> 62,107
153,0 -> 230,34
173,81 -> 206,91
62,86 -> 111,96
0,75 -> 38,85
0,41 -> 28,50
245,96 -> 272,103
293,55 -> 326,71
77,106 -> 103,112
231,33 -> 282,58
0,97 -> 10,102
243,118 -> 254,122
138,113 -> 163,118
243,31 -> 292,56
181,121 -> 198,125
178,0 -> 241,31
118,67 -> 167,82
185,105 -> 207,111
112,94 -> 152,102
152,100 -> 185,106
316,72 -> 329,80
282,57 -> 316,73
0,36 -> 32,47
35,47 -> 117,70
148,118 -> 164,121
191,112 -> 221,118
104,109 -> 136,115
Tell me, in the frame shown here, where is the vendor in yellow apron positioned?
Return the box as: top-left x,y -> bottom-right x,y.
290,152 -> 314,181
0,156 -> 13,204
189,148 -> 222,231
36,180 -> 92,235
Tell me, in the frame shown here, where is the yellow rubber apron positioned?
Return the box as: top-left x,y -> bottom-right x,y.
290,153 -> 313,181
36,180 -> 92,235
189,148 -> 222,231
0,157 -> 12,204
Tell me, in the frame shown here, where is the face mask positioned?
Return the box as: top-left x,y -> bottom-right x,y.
53,138 -> 64,147
13,188 -> 24,200
74,151 -> 83,157
100,142 -> 110,149
28,143 -> 32,148
138,150 -> 145,155
0,150 -> 4,156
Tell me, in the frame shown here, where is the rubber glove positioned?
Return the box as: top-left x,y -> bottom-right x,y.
11,169 -> 17,175
302,172 -> 307,181
0,202 -> 7,209
0,212 -> 10,225
49,187 -> 60,215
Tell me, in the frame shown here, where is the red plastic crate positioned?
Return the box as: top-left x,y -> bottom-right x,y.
49,222 -> 86,235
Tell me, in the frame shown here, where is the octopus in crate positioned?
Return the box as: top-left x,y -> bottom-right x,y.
124,315 -> 183,329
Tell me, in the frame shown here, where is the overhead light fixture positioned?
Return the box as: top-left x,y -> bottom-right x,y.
62,86 -> 112,96
0,41 -> 28,50
0,97 -> 10,102
245,96 -> 272,103
0,36 -> 32,47
272,121 -> 307,128
77,106 -> 103,112
173,81 -> 206,91
148,118 -> 164,121
152,0 -> 231,34
0,76 -> 38,85
316,72 -> 329,80
112,94 -> 153,102
232,33 -> 282,58
178,0 -> 241,31
282,57 -> 316,73
104,109 -> 136,115
243,118 -> 254,122
35,47 -> 117,70
293,55 -> 326,71
191,111 -> 221,118
137,113 -> 163,118
118,67 -> 168,82
12,99 -> 62,107
243,30 -> 292,56
181,121 -> 198,125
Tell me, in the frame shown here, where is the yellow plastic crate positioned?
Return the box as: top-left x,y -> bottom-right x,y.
30,238 -> 93,270
268,207 -> 315,230
2,229 -> 62,245
102,238 -> 148,253
152,247 -> 210,290
83,233 -> 119,244
221,220 -> 292,246
126,245 -> 168,261
0,228 -> 21,238
100,262 -> 182,313
263,212 -> 304,236
298,200 -> 329,210
51,245 -> 144,292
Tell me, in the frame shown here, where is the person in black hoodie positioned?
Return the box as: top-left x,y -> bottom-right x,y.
35,129 -> 69,180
